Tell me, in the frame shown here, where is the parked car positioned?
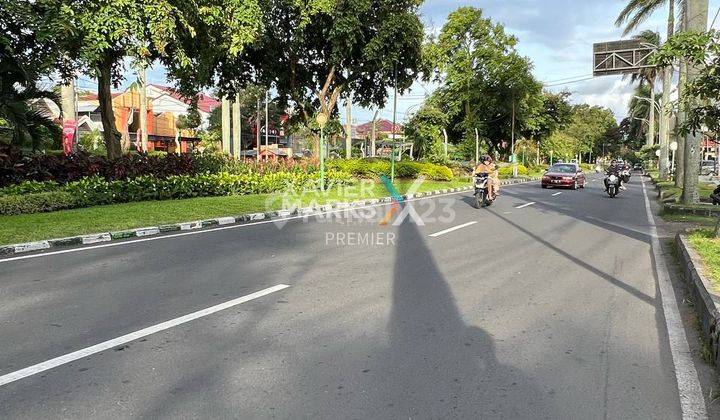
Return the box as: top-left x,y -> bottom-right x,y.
541,163 -> 586,190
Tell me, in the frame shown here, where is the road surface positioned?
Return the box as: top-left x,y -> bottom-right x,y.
0,174 -> 705,418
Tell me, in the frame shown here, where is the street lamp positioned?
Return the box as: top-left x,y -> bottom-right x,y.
316,112 -> 328,191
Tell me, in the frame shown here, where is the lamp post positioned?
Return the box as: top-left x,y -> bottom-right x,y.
549,150 -> 553,165
522,145 -> 526,166
316,112 -> 328,191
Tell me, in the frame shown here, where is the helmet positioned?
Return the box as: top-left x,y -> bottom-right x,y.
482,155 -> 492,162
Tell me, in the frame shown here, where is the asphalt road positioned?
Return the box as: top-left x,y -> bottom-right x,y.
0,173 -> 703,418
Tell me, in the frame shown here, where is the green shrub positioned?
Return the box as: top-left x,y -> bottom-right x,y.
0,191 -> 78,215
327,158 -> 453,180
0,180 -> 61,196
498,164 -> 529,178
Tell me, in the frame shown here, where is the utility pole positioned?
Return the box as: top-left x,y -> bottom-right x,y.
60,79 -> 77,155
255,97 -> 261,162
371,109 -> 379,157
264,90 -> 269,161
442,128 -> 448,158
345,97 -> 352,159
536,140 -> 540,165
221,96 -> 231,155
232,93 -> 241,157
511,98 -> 517,178
391,63 -> 397,182
475,128 -> 480,166
682,0 -> 709,204
138,64 -> 148,152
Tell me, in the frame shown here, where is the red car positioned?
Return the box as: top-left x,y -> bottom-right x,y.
541,163 -> 586,189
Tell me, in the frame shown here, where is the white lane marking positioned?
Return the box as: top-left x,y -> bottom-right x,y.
552,192 -> 562,196
0,284 -> 290,387
0,181 -> 542,264
514,201 -> 536,209
428,221 -> 477,238
640,177 -> 707,418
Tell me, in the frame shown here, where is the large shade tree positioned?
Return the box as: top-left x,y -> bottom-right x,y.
45,0 -> 262,159
424,7 -> 543,155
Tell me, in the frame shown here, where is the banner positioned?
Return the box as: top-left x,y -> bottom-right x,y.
62,119 -> 77,156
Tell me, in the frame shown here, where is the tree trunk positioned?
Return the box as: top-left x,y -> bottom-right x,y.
659,0 -> 674,180
97,55 -> 122,159
675,61 -> 686,188
681,0 -> 709,205
221,96 -> 231,155
371,109 -> 379,157
139,63 -> 148,153
232,93 -> 241,157
648,82 -> 656,148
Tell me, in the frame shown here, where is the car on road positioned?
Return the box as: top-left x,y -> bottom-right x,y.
541,163 -> 586,189
700,160 -> 716,176
633,163 -> 643,171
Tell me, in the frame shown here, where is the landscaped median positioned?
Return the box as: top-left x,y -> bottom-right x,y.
676,231 -> 720,370
0,176 -> 540,255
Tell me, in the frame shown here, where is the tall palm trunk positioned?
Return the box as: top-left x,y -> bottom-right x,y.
675,62 -> 686,187
681,0 -> 709,204
659,1 -> 674,180
648,83 -> 656,147
97,53 -> 122,160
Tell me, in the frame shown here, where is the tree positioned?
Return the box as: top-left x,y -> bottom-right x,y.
424,7 -> 542,155
624,30 -> 660,149
616,0 -> 679,180
0,43 -> 61,151
47,0 -> 261,159
404,104 -> 448,160
204,0 -> 424,159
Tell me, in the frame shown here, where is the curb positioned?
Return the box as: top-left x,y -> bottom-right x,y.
664,203 -> 720,217
0,177 -> 540,257
675,234 -> 720,370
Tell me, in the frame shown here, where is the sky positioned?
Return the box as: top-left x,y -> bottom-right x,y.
77,0 -> 720,125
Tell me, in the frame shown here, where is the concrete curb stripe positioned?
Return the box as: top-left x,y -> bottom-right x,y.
0,177 -> 543,257
14,241 -> 50,253
640,177 -> 707,419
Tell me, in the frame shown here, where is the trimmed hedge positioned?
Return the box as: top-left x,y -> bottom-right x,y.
0,191 -> 78,215
498,164 -> 529,178
327,158 -> 453,181
0,170 -> 354,215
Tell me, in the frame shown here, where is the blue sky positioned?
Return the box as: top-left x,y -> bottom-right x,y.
78,0 -> 720,124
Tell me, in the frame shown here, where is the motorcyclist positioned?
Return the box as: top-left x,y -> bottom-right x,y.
474,155 -> 500,200
604,161 -> 627,192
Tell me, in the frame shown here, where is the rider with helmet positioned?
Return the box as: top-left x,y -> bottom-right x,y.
473,155 -> 500,200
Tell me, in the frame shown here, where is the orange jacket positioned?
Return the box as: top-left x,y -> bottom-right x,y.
474,162 -> 498,178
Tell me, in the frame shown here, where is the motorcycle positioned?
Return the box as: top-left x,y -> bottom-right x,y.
605,173 -> 620,198
474,173 -> 494,208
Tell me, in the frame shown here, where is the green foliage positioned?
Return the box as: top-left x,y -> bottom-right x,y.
424,7 -> 543,154
0,191 -> 77,215
498,164 -> 529,179
78,129 -> 106,155
0,170 -> 354,215
327,158 -> 453,181
654,30 -> 720,136
404,105 -> 448,159
0,180 -> 61,196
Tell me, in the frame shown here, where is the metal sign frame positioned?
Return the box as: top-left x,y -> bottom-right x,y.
593,40 -> 655,76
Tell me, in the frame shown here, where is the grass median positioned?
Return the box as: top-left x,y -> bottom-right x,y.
0,178 -> 471,245
688,229 -> 720,292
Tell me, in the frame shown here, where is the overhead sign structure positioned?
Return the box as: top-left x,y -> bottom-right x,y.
593,40 -> 655,76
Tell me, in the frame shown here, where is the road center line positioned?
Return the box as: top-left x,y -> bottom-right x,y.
514,202 -> 536,209
0,284 -> 290,388
552,192 -> 562,196
640,177 -> 707,418
428,221 -> 477,237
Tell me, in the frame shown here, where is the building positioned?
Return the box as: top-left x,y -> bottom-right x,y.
354,119 -> 403,140
75,85 -> 220,152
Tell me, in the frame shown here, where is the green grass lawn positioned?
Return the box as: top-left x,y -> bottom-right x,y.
688,229 -> 720,292
0,178 -> 471,245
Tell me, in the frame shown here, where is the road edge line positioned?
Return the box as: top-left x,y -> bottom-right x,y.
641,176 -> 708,419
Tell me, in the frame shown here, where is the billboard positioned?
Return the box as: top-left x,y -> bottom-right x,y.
593,40 -> 655,76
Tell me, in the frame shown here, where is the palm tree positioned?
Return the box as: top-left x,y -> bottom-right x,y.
616,0 -> 678,179
623,30 -> 660,147
0,47 -> 61,151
